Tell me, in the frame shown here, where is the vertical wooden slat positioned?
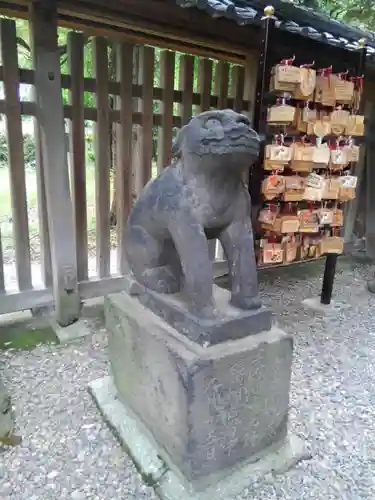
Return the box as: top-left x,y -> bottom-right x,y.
344,99 -> 371,243
140,46 -> 155,186
198,58 -> 213,112
208,240 -> 216,261
345,144 -> 366,242
34,113 -> 52,287
243,53 -> 258,121
29,17 -> 52,288
179,55 -> 194,125
231,65 -> 245,113
214,61 -> 229,109
93,37 -> 110,278
0,19 -> 32,291
132,47 -> 143,198
157,50 -> 175,173
68,32 -> 88,281
116,42 -> 134,274
0,228 -> 4,292
216,240 -> 225,261
30,3 -> 80,326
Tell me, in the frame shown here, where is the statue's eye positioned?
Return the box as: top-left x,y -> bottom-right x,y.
204,118 -> 222,129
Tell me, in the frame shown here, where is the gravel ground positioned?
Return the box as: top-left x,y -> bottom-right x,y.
1,257 -> 375,499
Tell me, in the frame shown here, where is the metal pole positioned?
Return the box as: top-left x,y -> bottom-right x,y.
320,254 -> 338,304
320,38 -> 367,304
249,5 -> 276,208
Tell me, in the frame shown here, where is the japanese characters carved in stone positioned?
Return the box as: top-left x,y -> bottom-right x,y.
125,109 -> 261,319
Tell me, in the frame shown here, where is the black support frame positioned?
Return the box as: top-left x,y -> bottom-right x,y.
250,7 -> 367,304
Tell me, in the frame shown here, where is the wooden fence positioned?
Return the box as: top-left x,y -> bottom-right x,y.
0,12 -> 256,321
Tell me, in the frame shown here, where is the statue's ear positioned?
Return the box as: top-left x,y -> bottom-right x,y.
171,122 -> 188,158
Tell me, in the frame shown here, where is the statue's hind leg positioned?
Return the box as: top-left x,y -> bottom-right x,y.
125,225 -> 181,294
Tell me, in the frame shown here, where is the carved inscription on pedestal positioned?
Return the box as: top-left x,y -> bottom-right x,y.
190,346 -> 290,471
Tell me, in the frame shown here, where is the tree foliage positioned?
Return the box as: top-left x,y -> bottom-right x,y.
294,0 -> 375,32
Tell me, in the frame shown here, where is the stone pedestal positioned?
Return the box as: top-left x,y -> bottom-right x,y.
0,375 -> 14,441
98,290 -> 308,495
124,277 -> 273,346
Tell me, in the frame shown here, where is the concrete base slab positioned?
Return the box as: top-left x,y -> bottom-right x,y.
51,318 -> 92,344
0,374 -> 14,441
89,376 -> 310,500
301,296 -> 349,314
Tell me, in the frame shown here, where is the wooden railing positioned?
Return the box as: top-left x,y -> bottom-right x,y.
0,13 -> 256,320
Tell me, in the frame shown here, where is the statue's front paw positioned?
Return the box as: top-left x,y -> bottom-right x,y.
230,294 -> 262,310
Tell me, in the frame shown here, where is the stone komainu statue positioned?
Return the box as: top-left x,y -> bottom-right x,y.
125,109 -> 261,319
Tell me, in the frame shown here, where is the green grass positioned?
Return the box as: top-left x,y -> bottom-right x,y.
0,164 -> 97,226
0,323 -> 58,350
0,165 -> 97,263
0,162 -> 158,264
0,168 -> 38,222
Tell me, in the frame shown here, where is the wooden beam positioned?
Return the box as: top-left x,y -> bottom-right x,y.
29,1 -> 81,326
57,14 -> 248,65
0,288 -> 54,316
0,100 -> 186,126
0,66 -> 252,112
56,0 -> 254,60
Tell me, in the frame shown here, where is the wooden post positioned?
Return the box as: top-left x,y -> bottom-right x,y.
133,46 -> 154,193
366,103 -> 375,259
68,32 -> 88,281
179,55 -> 194,125
198,58 -> 213,112
116,42 -> 134,274
321,39 -> 367,303
214,61 -> 229,110
344,51 -> 370,245
0,227 -> 4,293
243,53 -> 258,122
230,65 -> 245,113
93,37 -> 111,278
28,18 -> 53,288
157,50 -> 175,174
29,1 -> 80,326
343,132 -> 367,243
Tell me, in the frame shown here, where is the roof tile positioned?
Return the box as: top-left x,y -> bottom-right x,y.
176,0 -> 375,61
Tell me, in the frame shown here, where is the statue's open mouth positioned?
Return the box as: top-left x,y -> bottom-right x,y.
201,137 -> 258,148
